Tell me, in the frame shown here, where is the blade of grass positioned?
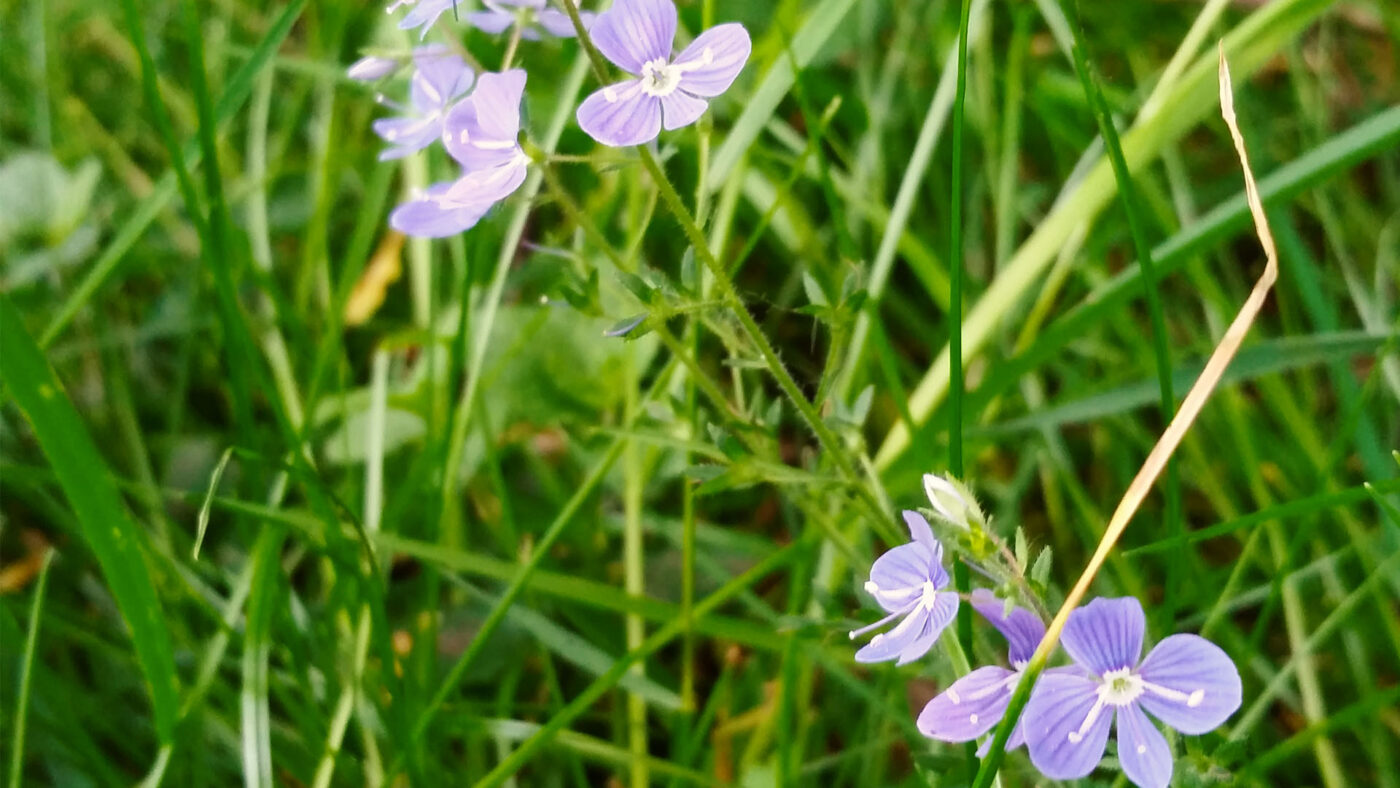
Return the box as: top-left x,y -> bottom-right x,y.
7,549 -> 54,788
0,295 -> 180,743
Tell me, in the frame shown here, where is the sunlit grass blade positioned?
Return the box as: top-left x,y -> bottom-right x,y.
7,549 -> 54,788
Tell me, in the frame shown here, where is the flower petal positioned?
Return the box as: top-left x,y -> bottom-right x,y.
1061,596 -> 1145,675
866,542 -> 933,611
396,0 -> 454,38
1024,671 -> 1112,780
467,9 -> 515,33
970,588 -> 1046,666
389,184 -> 490,238
1136,633 -> 1242,734
538,8 -> 591,37
442,159 -> 529,207
589,0 -> 675,74
896,592 -> 958,665
660,90 -> 708,130
373,116 -> 440,158
901,510 -> 937,550
1117,702 -> 1173,788
347,55 -> 398,82
917,665 -> 1015,742
576,82 -> 662,147
470,69 -> 527,141
853,606 -> 929,664
443,70 -> 527,170
673,22 -> 751,98
411,48 -> 473,113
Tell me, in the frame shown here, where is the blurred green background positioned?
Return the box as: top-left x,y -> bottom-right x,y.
1,0 -> 1397,785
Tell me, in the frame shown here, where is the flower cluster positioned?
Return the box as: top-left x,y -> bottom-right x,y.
355,0 -> 750,239
849,475 -> 1242,788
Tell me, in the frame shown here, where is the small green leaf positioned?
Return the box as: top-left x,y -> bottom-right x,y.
1031,546 -> 1054,587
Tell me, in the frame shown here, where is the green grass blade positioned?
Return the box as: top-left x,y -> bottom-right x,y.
0,295 -> 179,743
7,549 -> 54,788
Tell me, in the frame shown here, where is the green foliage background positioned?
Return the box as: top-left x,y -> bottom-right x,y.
1,0 -> 1397,785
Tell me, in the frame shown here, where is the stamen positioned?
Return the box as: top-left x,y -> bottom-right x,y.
1067,697 -> 1107,744
847,601 -> 915,640
1139,678 -> 1202,707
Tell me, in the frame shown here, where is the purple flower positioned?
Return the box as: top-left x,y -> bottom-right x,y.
468,0 -> 594,40
1024,597 -> 1242,788
576,0 -> 750,147
848,512 -> 959,665
389,70 -> 530,238
373,46 -> 474,161
387,0 -> 457,39
917,589 -> 1049,753
347,55 -> 399,82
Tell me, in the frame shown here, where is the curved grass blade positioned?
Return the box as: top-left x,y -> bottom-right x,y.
0,295 -> 179,743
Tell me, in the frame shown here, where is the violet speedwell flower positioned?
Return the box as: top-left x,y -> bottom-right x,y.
469,0 -> 594,39
576,0 -> 751,147
918,589 -> 1048,753
390,70 -> 530,238
848,512 -> 958,665
373,46 -> 474,161
1024,597 -> 1242,788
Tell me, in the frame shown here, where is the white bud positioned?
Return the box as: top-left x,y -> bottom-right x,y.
347,55 -> 398,82
923,473 -> 973,529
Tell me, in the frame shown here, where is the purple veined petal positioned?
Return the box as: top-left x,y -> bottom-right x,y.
970,588 -> 1047,667
865,542 -> 934,611
442,157 -> 529,206
576,82 -> 662,147
470,69 -> 527,141
854,605 -> 930,664
1117,702 -> 1173,788
348,55 -> 398,82
410,49 -> 474,113
1061,596 -> 1146,676
1136,633 -> 1242,734
895,591 -> 958,665
975,718 -> 1029,757
1024,671 -> 1113,780
918,665 -> 1017,742
672,23 -> 751,98
590,0 -> 677,74
537,8 -> 592,37
443,70 -> 527,170
901,510 -> 937,551
389,183 -> 491,238
467,8 -> 515,33
396,0 -> 455,38
373,116 -> 440,159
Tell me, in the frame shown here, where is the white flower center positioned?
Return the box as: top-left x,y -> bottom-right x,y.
1064,667 -> 1207,744
639,58 -> 683,97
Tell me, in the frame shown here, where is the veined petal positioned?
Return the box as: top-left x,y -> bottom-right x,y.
1024,671 -> 1112,780
866,542 -> 934,611
590,0 -> 676,74
577,82 -> 662,147
374,116 -> 440,158
970,588 -> 1046,666
538,8 -> 591,37
467,9 -> 515,33
389,184 -> 490,238
918,665 -> 1015,742
1136,634 -> 1242,734
397,0 -> 454,38
411,48 -> 473,112
901,510 -> 937,550
673,23 -> 751,98
470,69 -> 527,141
1117,702 -> 1173,788
1062,596 -> 1145,675
895,592 -> 958,665
660,90 -> 707,130
442,158 -> 528,207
